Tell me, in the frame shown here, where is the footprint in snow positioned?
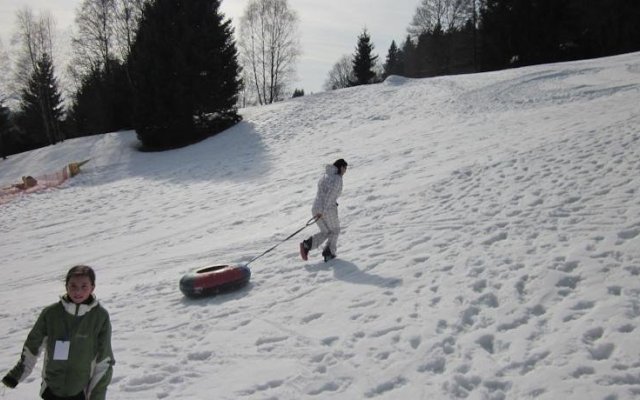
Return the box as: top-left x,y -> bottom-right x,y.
572,366 -> 595,378
583,327 -> 604,343
559,260 -> 580,273
617,227 -> 640,240
364,376 -> 407,398
418,357 -> 446,374
472,279 -> 487,293
321,336 -> 339,346
482,231 -> 508,246
476,334 -> 495,354
589,343 -> 615,360
556,275 -> 581,290
608,286 -> 622,296
301,312 -> 323,324
618,324 -> 635,333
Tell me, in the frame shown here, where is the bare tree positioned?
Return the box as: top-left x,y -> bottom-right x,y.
72,0 -> 117,77
408,0 -> 474,38
68,0 -> 147,93
113,0 -> 147,61
239,0 -> 300,105
13,8 -> 56,89
12,8 -> 62,143
0,38 -> 10,102
323,55 -> 354,91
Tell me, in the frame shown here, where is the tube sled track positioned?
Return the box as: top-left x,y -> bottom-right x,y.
180,264 -> 251,298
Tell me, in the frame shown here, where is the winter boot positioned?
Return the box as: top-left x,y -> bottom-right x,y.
322,247 -> 336,262
299,237 -> 312,261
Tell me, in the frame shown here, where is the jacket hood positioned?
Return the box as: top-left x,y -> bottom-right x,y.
325,164 -> 339,175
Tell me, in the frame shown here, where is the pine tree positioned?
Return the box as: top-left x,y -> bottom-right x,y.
351,29 -> 379,86
16,53 -> 64,148
130,0 -> 241,149
190,0 -> 242,135
383,40 -> 403,78
416,23 -> 448,77
68,59 -> 133,137
0,101 -> 10,159
401,35 -> 419,78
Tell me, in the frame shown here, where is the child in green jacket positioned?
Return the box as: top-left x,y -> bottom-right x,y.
2,265 -> 114,400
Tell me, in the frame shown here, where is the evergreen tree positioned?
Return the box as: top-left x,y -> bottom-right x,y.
351,29 -> 379,86
448,22 -> 478,74
476,0 -> 640,72
0,101 -> 10,159
67,70 -> 103,138
401,35 -> 419,78
416,23 -> 449,77
383,40 -> 403,79
566,0 -> 640,59
480,0 -> 573,70
190,1 -> 242,134
0,101 -> 29,157
16,53 -> 64,148
292,89 -> 305,98
67,59 -> 133,137
130,0 -> 241,149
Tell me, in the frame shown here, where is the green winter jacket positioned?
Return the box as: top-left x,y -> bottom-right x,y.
5,295 -> 114,400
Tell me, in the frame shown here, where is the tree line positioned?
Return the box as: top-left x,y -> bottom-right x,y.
326,0 -> 640,90
2,0 -> 639,157
1,0 -> 300,156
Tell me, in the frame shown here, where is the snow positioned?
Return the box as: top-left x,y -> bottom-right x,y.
1,52 -> 640,399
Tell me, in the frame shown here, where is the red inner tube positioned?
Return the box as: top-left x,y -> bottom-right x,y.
194,265 -> 246,289
180,264 -> 251,297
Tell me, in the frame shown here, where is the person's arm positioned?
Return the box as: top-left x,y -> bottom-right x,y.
87,312 -> 114,400
2,309 -> 48,388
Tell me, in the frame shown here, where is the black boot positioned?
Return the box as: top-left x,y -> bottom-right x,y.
322,247 -> 336,262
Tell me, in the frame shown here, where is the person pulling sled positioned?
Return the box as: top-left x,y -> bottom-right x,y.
300,158 -> 348,262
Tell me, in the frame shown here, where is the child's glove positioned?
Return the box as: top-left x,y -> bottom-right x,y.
2,374 -> 17,388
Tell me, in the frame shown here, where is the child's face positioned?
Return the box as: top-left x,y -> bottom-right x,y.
66,275 -> 95,304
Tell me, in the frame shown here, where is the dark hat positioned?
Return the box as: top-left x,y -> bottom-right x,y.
333,159 -> 348,169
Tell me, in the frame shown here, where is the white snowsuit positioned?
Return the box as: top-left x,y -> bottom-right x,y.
310,164 -> 343,255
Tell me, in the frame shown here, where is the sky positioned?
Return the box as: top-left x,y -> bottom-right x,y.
1,51 -> 640,399
0,0 -> 419,93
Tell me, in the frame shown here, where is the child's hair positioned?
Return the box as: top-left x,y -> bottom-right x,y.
333,159 -> 348,169
65,265 -> 96,286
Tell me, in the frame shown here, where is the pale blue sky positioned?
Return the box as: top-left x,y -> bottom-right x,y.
0,0 -> 418,92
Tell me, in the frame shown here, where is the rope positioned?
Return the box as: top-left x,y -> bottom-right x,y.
244,216 -> 319,267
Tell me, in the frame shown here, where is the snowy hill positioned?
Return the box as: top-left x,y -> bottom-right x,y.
1,52 -> 640,400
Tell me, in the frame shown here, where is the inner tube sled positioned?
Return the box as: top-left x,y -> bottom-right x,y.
180,264 -> 251,298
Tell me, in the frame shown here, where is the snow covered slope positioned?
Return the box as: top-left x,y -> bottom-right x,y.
1,52 -> 639,399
